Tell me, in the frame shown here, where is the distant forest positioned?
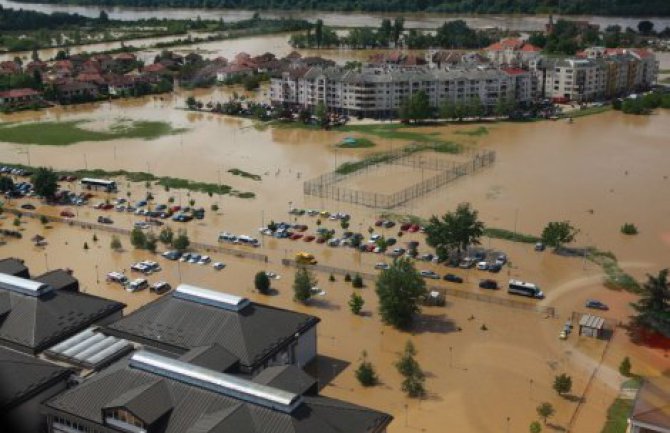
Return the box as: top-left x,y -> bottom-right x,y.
7,0 -> 670,16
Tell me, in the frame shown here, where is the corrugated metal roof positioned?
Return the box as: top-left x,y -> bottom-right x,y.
579,314 -> 605,330
104,379 -> 173,425
252,365 -> 317,396
45,328 -> 132,370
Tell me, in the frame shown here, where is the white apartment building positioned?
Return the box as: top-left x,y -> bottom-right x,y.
271,65 -> 535,118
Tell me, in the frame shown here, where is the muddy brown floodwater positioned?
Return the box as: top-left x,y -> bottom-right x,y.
1,39 -> 670,432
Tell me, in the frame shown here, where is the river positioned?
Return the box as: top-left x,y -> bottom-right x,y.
3,0 -> 670,31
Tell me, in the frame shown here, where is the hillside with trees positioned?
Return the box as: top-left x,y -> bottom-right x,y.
9,0 -> 670,16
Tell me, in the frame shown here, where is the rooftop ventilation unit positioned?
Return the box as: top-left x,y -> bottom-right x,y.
45,328 -> 133,370
173,284 -> 250,312
130,350 -> 303,414
0,273 -> 53,297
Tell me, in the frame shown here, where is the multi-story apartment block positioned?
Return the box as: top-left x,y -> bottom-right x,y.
532,47 -> 658,102
270,65 -> 535,118
484,38 -> 542,67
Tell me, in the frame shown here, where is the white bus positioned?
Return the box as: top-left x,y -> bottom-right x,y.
508,279 -> 544,299
81,178 -> 117,192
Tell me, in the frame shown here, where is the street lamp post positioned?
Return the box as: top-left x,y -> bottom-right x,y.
44,252 -> 49,271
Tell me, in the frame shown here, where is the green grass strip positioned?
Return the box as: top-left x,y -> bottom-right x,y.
0,120 -> 187,146
600,398 -> 634,433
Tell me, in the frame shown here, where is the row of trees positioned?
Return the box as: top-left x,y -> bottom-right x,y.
398,91 -> 520,124
290,18 -> 492,50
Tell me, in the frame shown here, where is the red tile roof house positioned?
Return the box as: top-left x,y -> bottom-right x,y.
107,75 -> 138,96
216,64 -> 254,82
484,38 -> 541,66
55,81 -> 99,101
0,88 -> 43,109
0,61 -> 21,75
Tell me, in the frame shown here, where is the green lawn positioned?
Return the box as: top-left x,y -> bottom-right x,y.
562,105 -> 612,119
454,126 -> 489,137
338,123 -> 445,143
336,137 -> 376,148
0,120 -> 187,145
600,398 -> 634,433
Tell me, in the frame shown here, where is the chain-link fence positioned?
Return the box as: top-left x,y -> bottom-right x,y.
304,148 -> 496,208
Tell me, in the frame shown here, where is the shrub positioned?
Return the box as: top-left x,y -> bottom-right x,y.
352,273 -> 364,288
619,356 -> 632,377
83,242 -> 89,250
355,351 -> 378,387
211,204 -> 219,211
293,267 -> 315,303
110,235 -> 122,251
255,271 -> 271,294
92,233 -> 98,242
620,223 -> 638,235
130,227 -> 147,249
344,273 -> 352,282
13,217 -> 20,227
329,274 -> 335,282
349,292 -> 364,314
553,373 -> 572,396
40,215 -> 48,225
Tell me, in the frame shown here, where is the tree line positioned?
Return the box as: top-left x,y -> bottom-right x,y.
290,18 -> 492,49
9,0 -> 670,16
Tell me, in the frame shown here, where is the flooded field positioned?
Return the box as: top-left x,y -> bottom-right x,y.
1,28 -> 669,433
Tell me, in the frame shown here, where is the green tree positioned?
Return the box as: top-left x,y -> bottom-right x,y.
315,101 -> 328,127
541,221 -> 579,251
99,10 -> 109,23
536,402 -> 555,424
145,233 -> 157,253
355,351 -> 378,386
172,229 -> 190,251
314,19 -> 324,48
31,167 -> 58,199
159,226 -> 174,245
399,90 -> 432,123
638,20 -> 654,35
349,292 -> 364,314
186,96 -> 197,109
619,356 -> 632,377
293,266 -> 315,303
631,269 -> 670,337
352,273 -> 364,288
376,258 -> 426,329
392,17 -> 404,46
130,227 -> 147,249
440,100 -> 457,120
110,235 -> 122,251
553,373 -> 572,396
396,341 -> 425,398
0,176 -> 14,192
425,203 -> 485,260
254,271 -> 271,294
530,421 -> 542,433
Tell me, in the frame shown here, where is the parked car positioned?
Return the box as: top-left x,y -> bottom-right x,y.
127,278 -> 148,292
134,221 -> 150,230
400,223 -> 411,231
585,299 -> 609,310
443,274 -> 463,283
327,238 -> 340,247
383,220 -> 396,229
162,250 -> 181,261
535,242 -> 546,252
420,253 -> 434,262
559,330 -> 568,340
459,258 -> 475,269
188,254 -> 201,264
488,263 -> 502,273
60,210 -> 75,218
303,235 -> 315,242
20,203 -> 36,210
131,262 -> 152,274
179,253 -> 192,262
420,270 -> 440,279
198,255 -> 211,265
408,224 -> 420,233
389,247 -> 405,257
212,262 -> 226,270
106,272 -> 128,286
479,279 -> 498,290
97,216 -> 113,224
151,281 -> 171,294
290,233 -> 304,240
375,263 -> 390,270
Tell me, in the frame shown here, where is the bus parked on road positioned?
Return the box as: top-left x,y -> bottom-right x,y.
508,279 -> 544,299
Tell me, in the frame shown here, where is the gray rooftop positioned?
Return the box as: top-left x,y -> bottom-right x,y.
579,314 -> 605,330
179,344 -> 240,372
252,365 -> 317,396
44,355 -> 392,433
0,258 -> 29,279
34,269 -> 79,292
0,346 -> 71,409
105,292 -> 319,368
301,65 -> 508,84
0,276 -> 125,354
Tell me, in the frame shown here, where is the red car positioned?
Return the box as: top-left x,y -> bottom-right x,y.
400,223 -> 411,231
316,237 -> 326,244
60,210 -> 75,218
303,235 -> 315,242
365,244 -> 376,252
408,224 -> 420,233
289,233 -> 304,240
101,203 -> 114,210
374,220 -> 384,227
293,225 -> 308,232
170,205 -> 181,213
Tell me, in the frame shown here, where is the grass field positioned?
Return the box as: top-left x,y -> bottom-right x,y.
0,120 -> 187,145
454,126 -> 490,137
336,137 -> 376,148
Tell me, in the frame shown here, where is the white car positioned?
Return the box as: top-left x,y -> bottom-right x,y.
198,255 -> 211,265
212,262 -> 226,270
131,263 -> 151,274
370,234 -> 381,241
127,278 -> 148,292
265,271 -> 281,280
140,261 -> 161,272
106,272 -> 128,286
327,238 -> 340,247
476,261 -> 489,270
